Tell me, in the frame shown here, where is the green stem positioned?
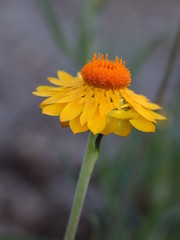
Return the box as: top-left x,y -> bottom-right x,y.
64,133 -> 102,240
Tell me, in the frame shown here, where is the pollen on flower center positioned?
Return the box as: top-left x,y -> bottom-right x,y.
81,53 -> 131,89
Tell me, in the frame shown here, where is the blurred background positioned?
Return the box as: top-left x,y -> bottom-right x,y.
0,0 -> 180,239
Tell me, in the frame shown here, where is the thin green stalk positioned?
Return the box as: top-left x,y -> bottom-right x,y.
64,133 -> 102,240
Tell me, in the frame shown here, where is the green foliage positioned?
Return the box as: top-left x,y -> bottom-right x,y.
35,1 -> 180,239
94,103 -> 180,240
37,0 -> 75,59
0,235 -> 40,240
37,0 -> 109,67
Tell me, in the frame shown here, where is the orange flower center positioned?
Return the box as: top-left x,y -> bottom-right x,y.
81,53 -> 131,90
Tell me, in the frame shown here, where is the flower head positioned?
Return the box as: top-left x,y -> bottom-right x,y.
33,53 -> 166,136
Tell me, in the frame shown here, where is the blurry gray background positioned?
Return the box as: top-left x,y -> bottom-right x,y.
0,0 -> 180,240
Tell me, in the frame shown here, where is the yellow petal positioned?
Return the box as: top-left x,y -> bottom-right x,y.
46,72 -> 83,88
64,85 -> 87,96
99,92 -> 114,116
40,92 -> 67,105
106,90 -> 112,104
57,71 -> 75,81
124,89 -> 148,102
114,90 -> 123,99
33,86 -> 61,97
80,98 -> 97,125
141,101 -> 162,110
121,88 -> 161,110
136,94 -> 149,101
79,89 -> 94,103
147,110 -> 167,120
101,118 -> 119,135
94,88 -> 102,104
47,77 -> 65,86
111,109 -> 138,119
88,109 -> 107,134
42,103 -> 65,116
57,86 -> 86,103
113,120 -> 132,136
33,91 -> 51,97
69,116 -> 88,134
110,91 -> 122,110
60,99 -> 84,122
129,116 -> 155,132
77,72 -> 83,79
36,86 -> 54,91
133,105 -> 157,123
57,71 -> 83,86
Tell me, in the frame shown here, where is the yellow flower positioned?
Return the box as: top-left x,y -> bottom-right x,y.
33,53 -> 166,136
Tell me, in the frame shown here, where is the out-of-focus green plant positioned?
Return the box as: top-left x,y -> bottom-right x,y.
0,235 -> 40,240
37,0 -> 167,68
17,1 -> 179,240
37,0 -> 75,60
37,0 -> 110,66
93,26 -> 180,240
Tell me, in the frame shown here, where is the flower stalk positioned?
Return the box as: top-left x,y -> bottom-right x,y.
64,133 -> 102,240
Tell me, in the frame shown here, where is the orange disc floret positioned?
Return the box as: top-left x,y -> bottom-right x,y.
81,53 -> 131,90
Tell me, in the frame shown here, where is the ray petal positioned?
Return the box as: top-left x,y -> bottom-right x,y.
111,109 -> 138,119
80,98 -> 97,125
129,116 -> 156,132
101,117 -> 118,135
69,116 -> 88,134
88,108 -> 107,134
60,99 -> 84,122
42,103 -> 66,116
113,120 -> 132,136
